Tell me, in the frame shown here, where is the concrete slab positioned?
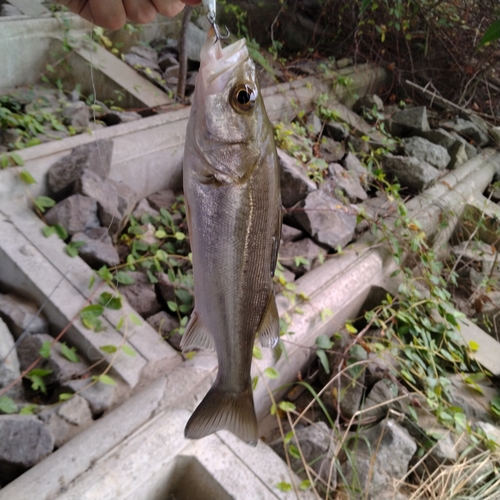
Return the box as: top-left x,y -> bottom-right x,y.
6,0 -> 49,16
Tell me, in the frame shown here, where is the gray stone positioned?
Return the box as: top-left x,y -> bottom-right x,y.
75,170 -> 121,235
476,421 -> 500,446
132,198 -> 160,221
324,163 -> 367,203
341,419 -> 417,499
1,4 -> 24,16
319,137 -> 346,163
146,311 -> 181,351
450,131 -> 478,159
147,189 -> 176,211
0,318 -> 23,399
158,53 -> 178,72
47,139 -> 114,198
356,192 -> 398,234
0,415 -> 54,483
305,113 -> 322,137
129,45 -> 158,63
271,422 -> 335,485
278,149 -> 317,208
101,110 -> 142,126
346,135 -> 370,155
113,181 -> 137,221
0,294 -> 48,339
63,379 -> 117,417
352,94 -> 384,115
402,136 -> 451,170
389,106 -> 430,135
441,117 -> 489,146
45,195 -> 100,236
118,271 -> 162,318
342,152 -> 369,186
448,140 -> 468,169
38,395 -> 93,448
61,101 -> 90,131
71,232 -> 120,268
417,128 -> 456,150
124,53 -> 161,72
82,227 -> 112,244
382,155 -> 439,192
17,333 -> 89,387
186,22 -> 208,62
324,122 -> 349,141
293,190 -> 357,250
163,65 -> 180,81
362,379 -> 398,419
280,224 -> 303,243
278,237 -> 327,275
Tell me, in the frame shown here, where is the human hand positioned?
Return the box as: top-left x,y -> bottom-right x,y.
55,0 -> 201,30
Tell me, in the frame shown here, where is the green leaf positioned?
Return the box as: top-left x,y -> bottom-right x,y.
53,224 -> 68,240
288,444 -> 300,459
252,376 -> 259,391
345,323 -> 358,334
59,393 -> 73,401
39,340 -> 51,359
129,313 -> 142,326
88,275 -> 95,289
61,343 -> 80,363
155,229 -> 167,239
66,242 -> 82,257
10,152 -> 24,166
98,292 -> 122,310
264,367 -> 279,379
43,225 -> 56,238
20,170 -> 36,184
300,480 -> 311,491
95,374 -> 116,385
315,334 -> 333,350
253,345 -> 263,359
174,232 -> 186,241
167,300 -> 178,312
469,340 -> 480,352
116,316 -> 124,331
0,396 -> 17,414
34,196 -> 56,213
121,345 -> 136,357
284,431 -> 294,445
276,482 -> 292,492
316,349 -> 330,374
114,271 -> 135,285
278,401 -> 296,412
147,270 -> 158,284
480,20 -> 500,46
100,345 -> 118,354
490,395 -> 500,418
97,266 -> 113,283
81,304 -> 104,316
19,404 -> 37,414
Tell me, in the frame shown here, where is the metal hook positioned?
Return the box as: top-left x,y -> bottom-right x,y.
206,10 -> 230,43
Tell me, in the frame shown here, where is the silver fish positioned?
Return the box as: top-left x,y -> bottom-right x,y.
181,35 -> 281,445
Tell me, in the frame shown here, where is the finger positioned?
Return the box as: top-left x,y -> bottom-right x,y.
123,0 -> 158,24
151,0 -> 189,17
55,0 -> 127,30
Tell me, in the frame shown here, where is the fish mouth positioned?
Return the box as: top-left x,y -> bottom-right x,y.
200,37 -> 249,95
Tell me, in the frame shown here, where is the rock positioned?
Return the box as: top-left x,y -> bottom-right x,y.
61,101 -> 90,131
0,415 -> 54,483
156,273 -> 176,303
382,155 -> 440,192
417,128 -> 456,150
319,137 -> 346,163
476,421 -> 500,446
158,53 -> 178,72
448,140 -> 468,169
278,149 -> 317,208
45,194 -> 100,236
47,139 -> 114,198
75,170 -> 122,235
441,117 -> 489,146
341,419 -> 417,499
82,226 -> 112,244
124,53 -> 161,72
388,106 -> 430,136
352,94 -> 384,115
146,311 -> 181,351
0,318 -> 23,399
113,181 -> 137,221
186,22 -> 207,62
1,4 -> 24,16
324,122 -> 349,141
118,271 -> 162,318
147,189 -> 176,211
38,395 -> 93,448
278,238 -> 327,275
324,163 -> 367,203
402,136 -> 451,170
71,231 -> 120,268
362,379 -> 399,419
280,224 -> 303,243
132,198 -> 160,222
17,333 -> 89,387
342,152 -> 369,186
129,45 -> 158,63
356,192 -> 398,234
271,422 -> 335,486
451,240 -> 498,276
305,113 -> 322,137
346,135 -> 370,155
100,110 -> 142,126
450,131 -> 477,159
0,294 -> 48,339
293,190 -> 357,250
63,379 -> 117,417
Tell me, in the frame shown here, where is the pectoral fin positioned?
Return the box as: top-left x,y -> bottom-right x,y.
180,311 -> 215,352
256,292 -> 280,348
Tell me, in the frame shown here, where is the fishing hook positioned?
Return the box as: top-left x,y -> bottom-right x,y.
206,10 -> 230,43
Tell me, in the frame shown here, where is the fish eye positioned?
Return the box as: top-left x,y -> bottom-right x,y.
230,84 -> 257,113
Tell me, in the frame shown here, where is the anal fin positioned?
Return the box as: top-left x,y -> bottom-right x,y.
180,311 -> 215,352
256,292 -> 280,348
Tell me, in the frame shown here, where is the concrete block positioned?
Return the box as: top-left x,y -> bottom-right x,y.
5,0 -> 48,16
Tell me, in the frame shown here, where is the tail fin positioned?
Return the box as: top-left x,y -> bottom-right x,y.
184,381 -> 258,446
